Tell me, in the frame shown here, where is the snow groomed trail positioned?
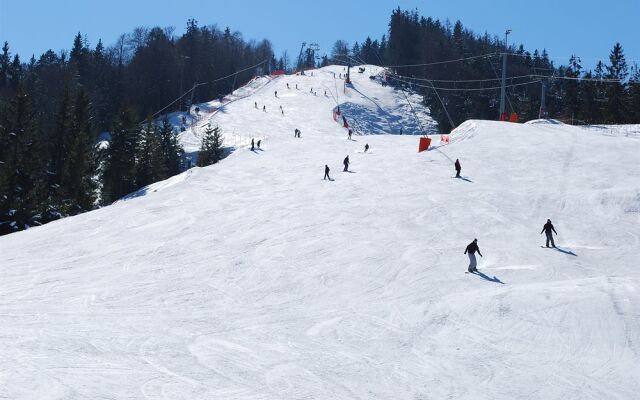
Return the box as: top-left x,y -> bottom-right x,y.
1,65 -> 639,399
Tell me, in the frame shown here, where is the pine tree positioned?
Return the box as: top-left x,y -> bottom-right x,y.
159,116 -> 183,177
135,119 -> 164,187
0,88 -> 48,234
0,41 -> 10,90
563,55 -> 582,123
628,65 -> 640,123
197,124 -> 223,166
61,87 -> 96,213
605,43 -> 628,123
102,104 -> 138,203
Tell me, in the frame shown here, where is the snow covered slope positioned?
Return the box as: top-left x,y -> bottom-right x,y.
1,66 -> 640,399
173,65 -> 435,156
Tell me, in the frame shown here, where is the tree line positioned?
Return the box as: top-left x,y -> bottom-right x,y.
0,20 -> 273,235
342,8 -> 640,132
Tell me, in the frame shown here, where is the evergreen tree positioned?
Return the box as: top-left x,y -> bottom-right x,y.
563,55 -> 582,123
61,87 -> 96,212
197,124 -> 223,166
102,104 -> 138,203
159,116 -> 183,177
628,65 -> 640,123
135,118 -> 165,188
605,42 -> 628,123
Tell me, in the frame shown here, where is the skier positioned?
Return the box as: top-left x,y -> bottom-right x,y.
348,129 -> 353,140
275,90 -> 278,98
540,219 -> 558,248
310,87 -> 313,93
251,138 -> 255,151
254,101 -> 258,109
263,105 -> 266,112
464,238 -> 483,273
324,90 -> 327,96
296,83 -> 298,89
287,83 -> 290,89
324,165 -> 331,180
257,140 -> 261,149
364,143 -> 369,153
343,155 -> 350,172
455,159 -> 461,178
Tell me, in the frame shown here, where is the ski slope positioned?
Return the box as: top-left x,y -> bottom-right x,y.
1,66 -> 640,399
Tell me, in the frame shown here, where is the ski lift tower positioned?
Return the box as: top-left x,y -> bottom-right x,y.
296,42 -> 307,74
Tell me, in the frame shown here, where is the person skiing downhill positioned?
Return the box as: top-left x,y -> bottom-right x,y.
455,159 -> 461,178
343,156 -> 350,171
251,138 -> 255,151
257,140 -> 261,149
541,219 -> 558,248
324,165 -> 331,180
364,143 -> 369,153
464,238 -> 483,272
348,129 -> 353,140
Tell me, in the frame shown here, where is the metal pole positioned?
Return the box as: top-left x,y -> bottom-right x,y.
539,80 -> 547,119
499,52 -> 507,120
499,29 -> 511,121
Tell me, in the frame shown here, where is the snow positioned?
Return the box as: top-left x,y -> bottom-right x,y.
1,65 -> 640,399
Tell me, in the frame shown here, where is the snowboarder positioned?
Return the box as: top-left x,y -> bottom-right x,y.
257,140 -> 261,149
324,165 -> 331,180
464,238 -> 483,273
364,143 -> 369,153
251,138 -> 255,151
541,219 -> 558,248
263,105 -> 266,112
343,155 -> 350,172
455,159 -> 461,178
348,129 -> 353,140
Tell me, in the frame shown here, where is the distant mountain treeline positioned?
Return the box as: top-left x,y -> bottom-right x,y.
340,8 -> 640,132
0,20 -> 274,235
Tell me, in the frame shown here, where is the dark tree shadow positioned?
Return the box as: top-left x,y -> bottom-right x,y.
472,270 -> 505,284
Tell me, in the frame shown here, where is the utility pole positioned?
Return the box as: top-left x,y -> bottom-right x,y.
538,80 -> 547,119
179,55 -> 190,111
499,29 -> 511,121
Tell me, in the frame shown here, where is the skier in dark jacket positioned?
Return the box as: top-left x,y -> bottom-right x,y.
343,156 -> 349,171
464,238 -> 483,272
541,219 -> 557,247
455,159 -> 461,178
251,138 -> 255,151
257,140 -> 261,149
364,143 -> 369,153
324,165 -> 331,180
348,129 -> 353,140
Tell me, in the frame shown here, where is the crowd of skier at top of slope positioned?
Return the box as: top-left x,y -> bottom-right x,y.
249,74 -> 563,277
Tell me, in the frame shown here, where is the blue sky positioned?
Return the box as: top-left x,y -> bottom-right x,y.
1,0 -> 638,71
